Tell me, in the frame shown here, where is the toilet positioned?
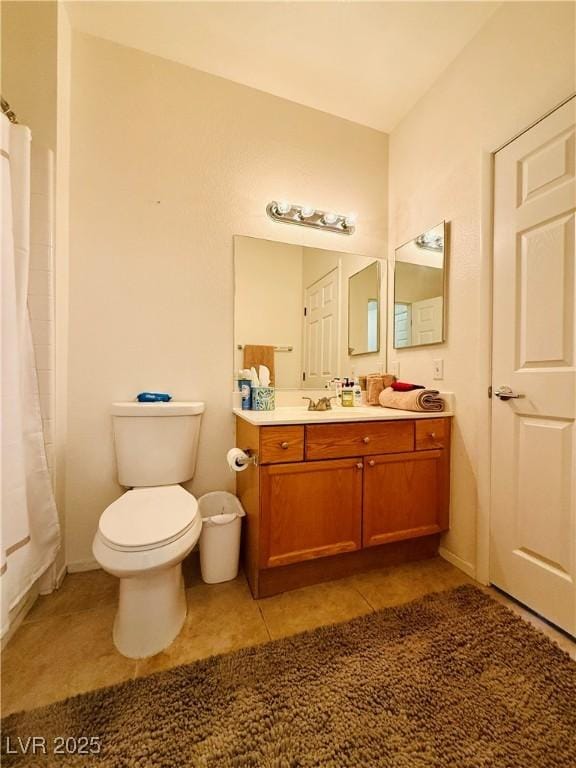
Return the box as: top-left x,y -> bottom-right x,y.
93,401 -> 205,659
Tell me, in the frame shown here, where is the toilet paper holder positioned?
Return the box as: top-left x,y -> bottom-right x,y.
241,448 -> 258,467
227,446 -> 259,471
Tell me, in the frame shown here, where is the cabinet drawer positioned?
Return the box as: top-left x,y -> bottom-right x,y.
306,421 -> 413,460
260,426 -> 304,464
415,418 -> 450,451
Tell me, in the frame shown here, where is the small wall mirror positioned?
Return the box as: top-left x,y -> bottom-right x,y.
348,262 -> 380,355
393,221 -> 447,349
234,236 -> 386,389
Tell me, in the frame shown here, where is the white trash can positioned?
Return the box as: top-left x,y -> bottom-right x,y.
198,492 -> 246,584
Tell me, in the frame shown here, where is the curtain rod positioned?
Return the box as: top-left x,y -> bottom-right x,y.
1,97 -> 18,124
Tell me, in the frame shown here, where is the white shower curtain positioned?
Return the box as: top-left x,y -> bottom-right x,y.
1,113 -> 60,635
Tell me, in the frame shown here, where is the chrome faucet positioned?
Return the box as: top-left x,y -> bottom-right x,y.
302,396 -> 336,411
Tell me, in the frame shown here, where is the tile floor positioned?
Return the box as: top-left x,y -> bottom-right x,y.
2,556 -> 574,717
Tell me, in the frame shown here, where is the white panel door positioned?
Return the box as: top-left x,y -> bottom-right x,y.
411,296 -> 443,345
394,303 -> 411,348
491,98 -> 576,635
303,268 -> 339,389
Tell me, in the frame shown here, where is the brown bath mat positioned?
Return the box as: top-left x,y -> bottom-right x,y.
2,585 -> 575,767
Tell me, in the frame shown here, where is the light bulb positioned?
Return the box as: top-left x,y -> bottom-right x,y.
344,213 -> 357,229
276,200 -> 291,215
322,211 -> 338,225
300,205 -> 315,219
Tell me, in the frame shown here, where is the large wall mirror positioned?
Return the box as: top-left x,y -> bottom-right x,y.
393,221 -> 447,349
234,236 -> 386,389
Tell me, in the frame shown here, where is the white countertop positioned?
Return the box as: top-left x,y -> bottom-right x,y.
233,406 -> 453,426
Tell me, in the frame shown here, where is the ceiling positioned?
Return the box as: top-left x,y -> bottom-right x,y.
65,1 -> 500,133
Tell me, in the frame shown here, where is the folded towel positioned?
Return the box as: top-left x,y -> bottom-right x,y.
367,376 -> 384,405
378,387 -> 444,412
366,374 -> 397,405
391,381 -> 425,392
243,345 -> 275,386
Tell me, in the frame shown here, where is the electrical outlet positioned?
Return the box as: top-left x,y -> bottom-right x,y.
390,360 -> 400,377
433,359 -> 444,380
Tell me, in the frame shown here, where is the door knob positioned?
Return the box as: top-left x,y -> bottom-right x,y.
280,442 -> 289,449
494,386 -> 524,401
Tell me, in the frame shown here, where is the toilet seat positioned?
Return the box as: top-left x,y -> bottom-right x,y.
99,485 -> 198,552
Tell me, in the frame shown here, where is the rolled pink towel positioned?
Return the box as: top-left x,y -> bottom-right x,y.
378,386 -> 444,412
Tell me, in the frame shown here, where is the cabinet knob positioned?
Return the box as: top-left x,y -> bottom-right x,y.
356,462 -> 363,469
368,459 -> 375,467
429,432 -> 436,440
362,436 -> 370,444
280,441 -> 289,449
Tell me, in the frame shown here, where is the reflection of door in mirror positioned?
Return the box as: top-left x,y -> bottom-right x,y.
303,268 -> 339,389
412,296 -> 443,345
234,236 -> 386,390
394,222 -> 446,349
394,303 -> 411,347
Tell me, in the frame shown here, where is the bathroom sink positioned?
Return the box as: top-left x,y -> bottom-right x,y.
233,405 -> 452,426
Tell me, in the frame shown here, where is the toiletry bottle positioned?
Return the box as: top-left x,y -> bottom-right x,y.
238,373 -> 252,410
341,387 -> 354,407
353,377 -> 362,407
334,378 -> 343,405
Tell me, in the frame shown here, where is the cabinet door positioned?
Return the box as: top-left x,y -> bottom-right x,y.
363,450 -> 448,547
260,458 -> 363,568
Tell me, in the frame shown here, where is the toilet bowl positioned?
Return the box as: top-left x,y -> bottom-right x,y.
92,401 -> 205,659
93,485 -> 202,658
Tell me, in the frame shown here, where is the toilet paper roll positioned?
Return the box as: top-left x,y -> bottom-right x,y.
227,447 -> 250,472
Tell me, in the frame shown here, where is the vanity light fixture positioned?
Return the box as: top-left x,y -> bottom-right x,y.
322,211 -> 339,225
266,201 -> 356,235
416,231 -> 444,252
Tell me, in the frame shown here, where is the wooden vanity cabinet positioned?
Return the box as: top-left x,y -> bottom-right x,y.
260,458 -> 363,568
362,450 -> 448,547
236,416 -> 451,598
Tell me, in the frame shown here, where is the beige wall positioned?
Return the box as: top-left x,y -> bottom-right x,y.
388,1 -> 575,575
1,1 -> 57,152
66,32 -> 388,567
395,263 -> 444,304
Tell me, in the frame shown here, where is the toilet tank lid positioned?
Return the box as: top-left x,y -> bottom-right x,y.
111,401 -> 205,417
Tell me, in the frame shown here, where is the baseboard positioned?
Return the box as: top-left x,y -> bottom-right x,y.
66,559 -> 101,573
439,547 -> 476,579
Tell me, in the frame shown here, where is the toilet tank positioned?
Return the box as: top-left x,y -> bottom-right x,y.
111,401 -> 205,488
